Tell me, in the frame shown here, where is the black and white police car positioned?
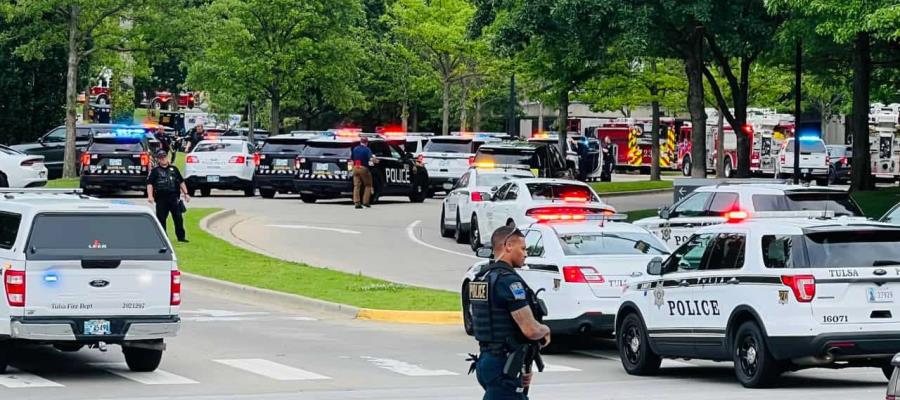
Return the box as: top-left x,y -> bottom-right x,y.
293,133 -> 428,204
473,141 -> 575,179
79,129 -> 152,195
254,133 -> 315,198
462,214 -> 669,339
617,211 -> 900,387
635,184 -> 864,248
185,138 -> 257,196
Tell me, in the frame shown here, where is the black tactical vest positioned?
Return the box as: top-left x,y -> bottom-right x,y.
153,166 -> 179,194
470,262 -> 527,346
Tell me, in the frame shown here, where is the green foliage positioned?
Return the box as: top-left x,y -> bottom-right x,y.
581,58 -> 686,116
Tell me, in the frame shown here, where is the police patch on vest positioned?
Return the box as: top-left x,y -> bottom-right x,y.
469,282 -> 488,301
509,282 -> 526,300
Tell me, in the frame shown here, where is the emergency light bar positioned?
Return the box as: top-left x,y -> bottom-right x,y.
722,210 -> 851,223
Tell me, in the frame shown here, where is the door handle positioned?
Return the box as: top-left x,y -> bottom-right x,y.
726,277 -> 740,285
678,280 -> 690,287
631,272 -> 643,277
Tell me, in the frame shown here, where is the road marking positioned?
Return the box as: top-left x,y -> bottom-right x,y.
541,363 -> 582,372
406,220 -> 479,259
214,359 -> 331,381
182,317 -> 259,322
573,350 -> 620,361
361,356 -> 458,376
283,316 -> 318,321
0,368 -> 64,388
266,224 -> 361,235
90,363 -> 198,385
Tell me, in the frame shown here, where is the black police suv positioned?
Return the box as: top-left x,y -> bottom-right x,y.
11,123 -> 127,179
472,141 -> 575,179
294,136 -> 428,204
254,134 -> 313,198
79,133 -> 152,195
826,144 -> 852,184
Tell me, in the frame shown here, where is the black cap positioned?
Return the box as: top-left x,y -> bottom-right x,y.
155,150 -> 168,158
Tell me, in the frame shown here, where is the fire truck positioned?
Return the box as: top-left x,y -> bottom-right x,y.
143,91 -> 196,110
587,118 -> 677,172
869,103 -> 900,181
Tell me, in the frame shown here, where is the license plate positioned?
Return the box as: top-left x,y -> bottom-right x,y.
108,159 -> 122,166
274,159 -> 289,167
439,160 -> 450,167
84,320 -> 111,336
314,163 -> 329,172
207,175 -> 220,183
868,287 -> 894,303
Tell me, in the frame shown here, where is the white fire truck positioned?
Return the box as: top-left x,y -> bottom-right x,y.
869,103 -> 900,181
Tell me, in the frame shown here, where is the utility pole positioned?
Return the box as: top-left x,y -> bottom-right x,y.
507,74 -> 517,137
793,40 -> 802,184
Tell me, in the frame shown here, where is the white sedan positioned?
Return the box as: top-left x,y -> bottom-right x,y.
461,217 -> 669,338
440,167 -> 534,244
184,139 -> 257,196
469,178 -> 614,250
0,145 -> 47,188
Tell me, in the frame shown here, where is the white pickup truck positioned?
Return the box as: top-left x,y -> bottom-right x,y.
0,189 -> 181,372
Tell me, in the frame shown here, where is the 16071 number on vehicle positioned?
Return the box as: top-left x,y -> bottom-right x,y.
822,315 -> 848,324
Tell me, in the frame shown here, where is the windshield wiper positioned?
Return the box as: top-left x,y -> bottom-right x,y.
872,260 -> 900,266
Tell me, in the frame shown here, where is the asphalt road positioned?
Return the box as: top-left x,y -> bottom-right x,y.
4,278 -> 889,400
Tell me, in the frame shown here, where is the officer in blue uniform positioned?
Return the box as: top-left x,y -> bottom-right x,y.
469,226 -> 551,399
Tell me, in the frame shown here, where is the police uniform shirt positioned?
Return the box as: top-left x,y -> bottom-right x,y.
351,145 -> 373,166
147,165 -> 184,196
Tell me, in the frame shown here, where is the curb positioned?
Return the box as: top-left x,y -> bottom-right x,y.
191,209 -> 462,325
599,188 -> 673,198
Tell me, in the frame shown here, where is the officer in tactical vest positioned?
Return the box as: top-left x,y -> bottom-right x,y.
469,226 -> 551,399
146,150 -> 190,242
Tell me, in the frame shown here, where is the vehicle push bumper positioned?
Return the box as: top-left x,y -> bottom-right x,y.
186,175 -> 252,190
427,176 -> 458,191
80,174 -> 147,190
768,331 -> 900,361
545,312 -> 615,336
254,174 -> 296,192
8,315 -> 180,342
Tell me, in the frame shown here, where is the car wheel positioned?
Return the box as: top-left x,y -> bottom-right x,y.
461,282 -> 474,336
815,177 -> 829,186
243,186 -> 255,197
617,313 -> 661,375
883,365 -> 894,380
200,187 -> 211,197
682,158 -> 691,177
300,194 -> 318,204
0,340 -> 10,374
733,321 -> 780,388
259,188 -> 276,199
724,158 -> 733,178
469,215 -> 481,252
440,208 -> 453,238
409,181 -> 426,203
123,344 -> 163,372
0,172 -> 8,188
455,213 -> 468,244
188,187 -> 196,197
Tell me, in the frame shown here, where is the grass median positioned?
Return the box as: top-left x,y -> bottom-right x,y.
852,187 -> 900,218
591,180 -> 673,194
168,208 -> 461,311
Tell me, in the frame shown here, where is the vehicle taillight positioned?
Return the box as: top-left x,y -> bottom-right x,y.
81,152 -> 91,166
468,156 -> 475,166
186,155 -> 199,164
526,207 -> 593,222
563,266 -> 604,284
170,270 -> 182,306
724,210 -> 749,222
825,154 -> 831,165
5,270 -> 25,307
140,152 -> 150,167
20,159 -> 40,167
781,275 -> 816,302
779,153 -> 785,164
471,192 -> 488,202
841,157 -> 848,166
229,155 -> 246,164
253,153 -> 260,167
562,196 -> 589,203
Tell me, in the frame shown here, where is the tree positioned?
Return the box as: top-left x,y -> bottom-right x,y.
384,0 -> 476,135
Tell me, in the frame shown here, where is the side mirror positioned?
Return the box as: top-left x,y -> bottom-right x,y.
490,185 -> 499,193
475,247 -> 493,259
647,257 -> 663,276
658,207 -> 671,220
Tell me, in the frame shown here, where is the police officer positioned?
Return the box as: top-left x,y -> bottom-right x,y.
147,150 -> 191,243
351,136 -> 378,209
602,136 -> 615,181
470,226 -> 551,399
185,124 -> 205,153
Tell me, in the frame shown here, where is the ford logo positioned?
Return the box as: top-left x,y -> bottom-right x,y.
874,269 -> 887,276
89,279 -> 109,288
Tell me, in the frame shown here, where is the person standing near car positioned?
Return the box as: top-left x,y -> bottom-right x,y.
351,136 -> 377,209
602,136 -> 615,181
147,150 -> 190,243
185,124 -> 205,153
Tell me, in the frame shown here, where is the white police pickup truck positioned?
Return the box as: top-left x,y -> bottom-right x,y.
0,189 -> 181,372
617,212 -> 900,388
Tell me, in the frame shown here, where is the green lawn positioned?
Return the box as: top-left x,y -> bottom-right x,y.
625,209 -> 658,222
852,187 -> 900,219
45,178 -> 79,188
169,208 -> 460,311
133,108 -> 149,124
591,180 -> 673,193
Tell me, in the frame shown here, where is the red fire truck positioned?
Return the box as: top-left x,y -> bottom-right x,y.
587,118 -> 677,172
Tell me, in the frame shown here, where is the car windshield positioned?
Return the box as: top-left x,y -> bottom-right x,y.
303,142 -> 353,158
90,139 -> 144,153
477,173 -> 532,188
785,139 -> 826,153
194,142 -> 243,152
26,213 -> 169,260
261,140 -> 306,153
527,183 -> 597,202
558,232 -> 669,256
801,229 -> 900,268
752,193 -> 863,216
424,139 -> 472,153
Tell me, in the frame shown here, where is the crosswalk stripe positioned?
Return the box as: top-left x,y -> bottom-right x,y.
541,363 -> 582,372
214,359 -> 331,381
0,368 -> 64,388
89,363 -> 198,385
361,356 -> 458,376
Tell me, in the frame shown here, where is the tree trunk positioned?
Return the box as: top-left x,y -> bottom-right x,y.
400,100 -> 409,132
557,87 -> 569,156
441,80 -> 450,135
716,110 -> 725,178
850,32 -> 874,191
63,5 -> 80,179
270,87 -> 281,137
684,36 -> 707,178
537,101 -> 544,133
473,97 -> 482,132
459,84 -> 468,132
650,61 -> 661,181
248,100 -> 255,142
734,59 -> 751,178
411,104 -> 419,132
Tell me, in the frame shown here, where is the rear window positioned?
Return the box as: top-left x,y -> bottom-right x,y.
0,146 -> 22,156
474,149 -> 535,167
752,193 -> 863,216
261,140 -> 306,153
526,183 -> 597,202
764,230 -> 900,269
785,139 -> 826,153
27,214 -> 170,260
194,142 -> 243,153
303,142 -> 352,158
0,212 -> 21,250
558,232 -> 669,256
424,139 -> 472,153
89,139 -> 144,153
405,139 -> 428,153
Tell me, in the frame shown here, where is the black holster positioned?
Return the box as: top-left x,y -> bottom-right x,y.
502,345 -> 528,379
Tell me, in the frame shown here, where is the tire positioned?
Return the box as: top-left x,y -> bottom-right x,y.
681,158 -> 691,177
469,215 -> 482,252
259,188 -> 276,199
461,282 -> 474,336
188,188 -> 196,197
827,167 -> 836,185
243,186 -> 255,197
440,208 -> 453,238
53,343 -> 84,352
409,181 -> 426,203
617,313 -> 661,375
0,340 -> 10,374
123,345 -> 163,372
724,158 -> 733,178
883,365 -> 895,380
733,321 -> 780,388
300,194 -> 318,204
0,172 -> 8,188
454,213 -> 468,244
200,187 -> 211,197
815,178 -> 829,187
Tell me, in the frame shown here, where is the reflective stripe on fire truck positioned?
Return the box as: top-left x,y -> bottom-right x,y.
627,127 -> 642,166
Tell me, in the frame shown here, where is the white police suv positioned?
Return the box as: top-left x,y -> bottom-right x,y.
469,178 -> 615,250
440,167 -> 534,244
634,184 -> 864,248
0,189 -> 181,373
617,211 -> 900,388
462,214 -> 669,338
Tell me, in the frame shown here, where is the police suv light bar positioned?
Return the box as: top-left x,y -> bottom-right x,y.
725,210 -> 838,222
